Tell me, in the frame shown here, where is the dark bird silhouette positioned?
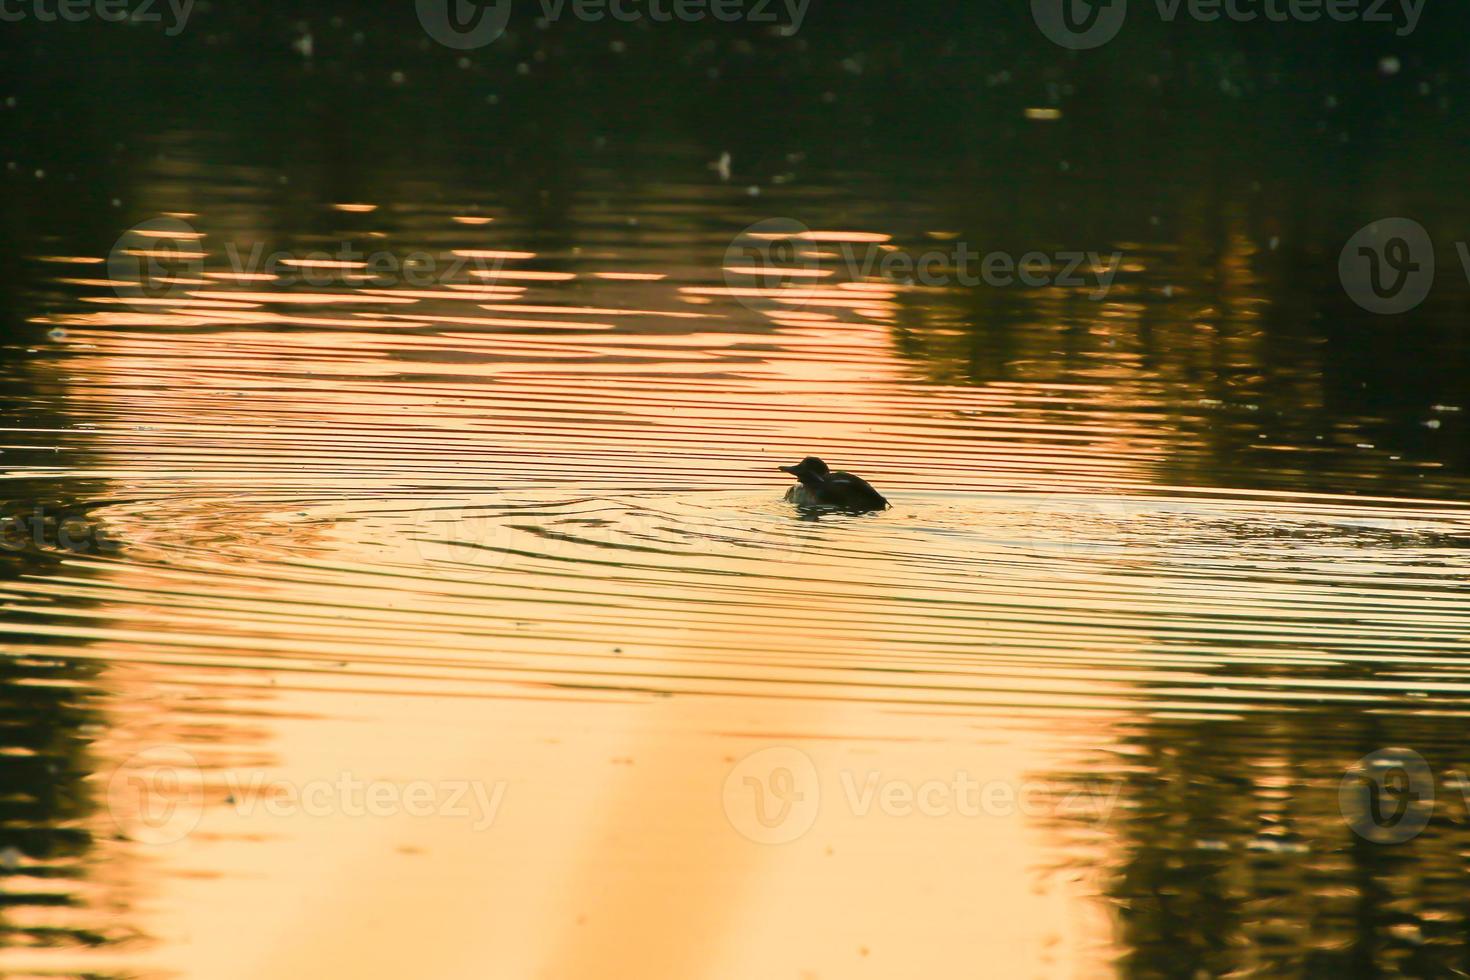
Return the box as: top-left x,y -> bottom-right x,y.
778,456 -> 889,511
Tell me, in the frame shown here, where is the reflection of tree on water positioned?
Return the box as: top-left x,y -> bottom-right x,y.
0,402 -> 118,949
0,271 -> 192,951
0,571 -> 113,949
1019,488 -> 1470,974
884,100 -> 1470,500
1039,706 -> 1470,975
0,240 -> 124,947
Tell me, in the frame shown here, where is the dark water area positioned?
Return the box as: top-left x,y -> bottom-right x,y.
1,3 -> 1470,977
6,3 -> 1470,497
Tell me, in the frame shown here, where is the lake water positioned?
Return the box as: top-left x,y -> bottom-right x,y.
4,15 -> 1470,978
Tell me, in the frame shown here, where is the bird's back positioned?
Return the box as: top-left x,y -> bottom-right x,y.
825,471 -> 889,509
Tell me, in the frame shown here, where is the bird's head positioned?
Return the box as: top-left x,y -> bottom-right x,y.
778,456 -> 831,487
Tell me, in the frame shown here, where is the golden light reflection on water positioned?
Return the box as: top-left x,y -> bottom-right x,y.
3,148 -> 1470,978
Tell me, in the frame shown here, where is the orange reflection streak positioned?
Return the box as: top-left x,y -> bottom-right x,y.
184,310 -> 436,329
722,266 -> 835,278
679,287 -> 897,300
797,230 -> 893,242
468,270 -> 578,281
476,304 -> 709,319
278,259 -> 370,270
378,313 -> 617,330
55,278 -> 144,288
80,297 -> 262,309
356,289 -> 526,301
451,249 -> 537,260
445,284 -> 526,293
204,272 -> 281,282
121,248 -> 209,259
185,291 -> 422,305
764,310 -> 838,321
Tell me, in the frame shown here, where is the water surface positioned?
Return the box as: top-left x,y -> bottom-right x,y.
4,44 -> 1470,977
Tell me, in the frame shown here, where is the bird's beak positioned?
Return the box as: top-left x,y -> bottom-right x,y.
778,465 -> 797,474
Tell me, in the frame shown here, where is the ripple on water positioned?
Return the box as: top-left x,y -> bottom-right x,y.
2,487 -> 1463,720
